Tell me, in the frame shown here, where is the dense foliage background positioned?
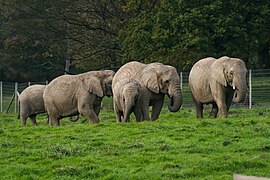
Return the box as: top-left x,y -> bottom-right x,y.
0,0 -> 269,82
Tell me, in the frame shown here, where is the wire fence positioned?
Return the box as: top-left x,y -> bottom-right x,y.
1,69 -> 270,114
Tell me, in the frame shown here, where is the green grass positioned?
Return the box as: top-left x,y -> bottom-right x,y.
0,108 -> 270,179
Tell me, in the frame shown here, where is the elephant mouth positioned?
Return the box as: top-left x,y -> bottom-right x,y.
234,92 -> 238,99
228,81 -> 233,87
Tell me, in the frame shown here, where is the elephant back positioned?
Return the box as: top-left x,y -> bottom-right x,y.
113,61 -> 146,88
19,85 -> 46,114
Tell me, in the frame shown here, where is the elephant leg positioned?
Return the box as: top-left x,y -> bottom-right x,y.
210,102 -> 218,118
195,102 -> 204,118
21,116 -> 27,126
115,111 -> 122,123
94,104 -> 101,117
212,85 -> 228,118
49,116 -> 60,126
134,108 -> 142,122
124,116 -> 130,123
192,94 -> 203,118
151,99 -> 164,121
133,104 -> 143,122
218,105 -> 228,118
114,102 -> 120,123
29,114 -> 37,126
215,99 -> 228,118
134,112 -> 141,122
114,103 -> 122,123
139,95 -> 150,121
79,104 -> 100,124
141,107 -> 150,121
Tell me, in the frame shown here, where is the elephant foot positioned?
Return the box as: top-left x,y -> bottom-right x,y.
219,114 -> 228,118
89,119 -> 100,124
209,111 -> 217,118
219,111 -> 228,118
196,110 -> 203,118
31,120 -> 37,126
49,118 -> 60,126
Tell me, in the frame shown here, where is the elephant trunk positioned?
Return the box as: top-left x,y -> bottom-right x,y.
123,101 -> 133,122
69,115 -> 80,122
233,89 -> 247,103
233,75 -> 247,103
168,84 -> 182,112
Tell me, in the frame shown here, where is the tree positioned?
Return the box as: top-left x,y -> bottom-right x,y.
1,0 -> 269,82
0,0 -> 126,81
119,0 -> 270,70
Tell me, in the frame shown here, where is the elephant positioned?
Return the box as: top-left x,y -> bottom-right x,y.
189,56 -> 248,118
43,70 -> 115,126
112,61 -> 182,121
17,84 -> 46,126
113,78 -> 143,123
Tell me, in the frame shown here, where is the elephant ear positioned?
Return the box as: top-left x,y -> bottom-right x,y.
141,69 -> 159,94
210,57 -> 228,87
82,76 -> 104,97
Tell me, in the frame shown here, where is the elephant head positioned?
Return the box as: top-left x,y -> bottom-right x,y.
140,63 -> 182,112
211,56 -> 248,103
82,70 -> 115,97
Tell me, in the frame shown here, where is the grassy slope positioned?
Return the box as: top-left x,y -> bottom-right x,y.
0,108 -> 270,179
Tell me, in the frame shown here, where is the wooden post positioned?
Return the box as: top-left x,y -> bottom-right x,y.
249,69 -> 252,109
15,82 -> 18,113
180,72 -> 183,90
0,81 -> 2,112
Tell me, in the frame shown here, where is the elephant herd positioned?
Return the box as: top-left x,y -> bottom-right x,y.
18,56 -> 248,126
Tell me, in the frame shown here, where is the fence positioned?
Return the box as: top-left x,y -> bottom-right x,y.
1,69 -> 270,114
182,69 -> 270,109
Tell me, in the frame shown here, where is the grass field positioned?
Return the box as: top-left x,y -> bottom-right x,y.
0,108 -> 270,179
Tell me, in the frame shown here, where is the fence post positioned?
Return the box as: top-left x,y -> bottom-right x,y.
249,69 -> 252,109
15,82 -> 18,113
0,81 -> 2,113
180,72 -> 183,90
46,80 -> 48,85
28,82 -> 31,86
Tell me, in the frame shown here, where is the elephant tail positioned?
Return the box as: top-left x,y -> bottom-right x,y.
16,91 -> 20,119
69,115 -> 80,122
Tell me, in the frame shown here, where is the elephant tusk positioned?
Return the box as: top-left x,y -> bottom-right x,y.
233,85 -> 236,90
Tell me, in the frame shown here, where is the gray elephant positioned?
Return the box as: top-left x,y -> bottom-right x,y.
43,70 -> 115,126
17,84 -> 46,126
189,56 -> 247,118
113,78 -> 143,123
112,61 -> 182,121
